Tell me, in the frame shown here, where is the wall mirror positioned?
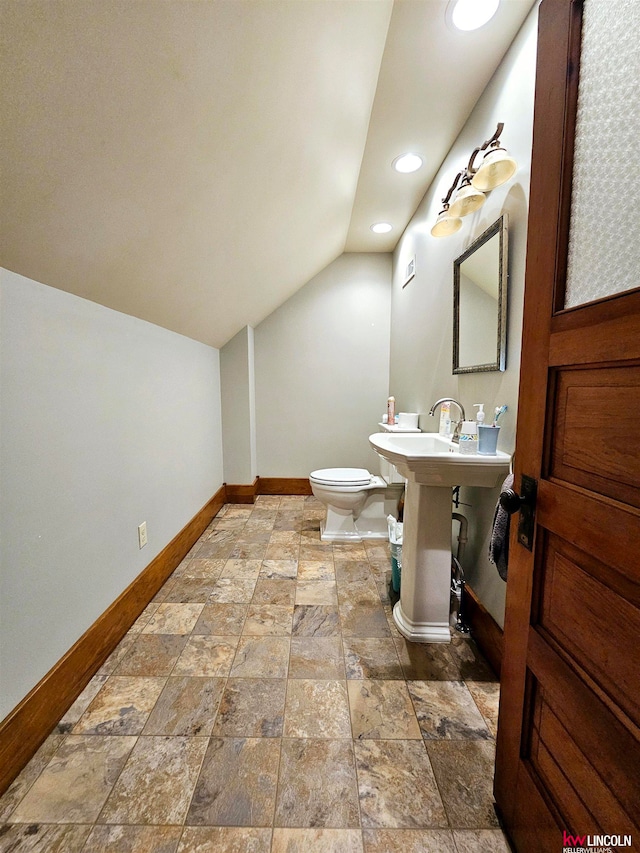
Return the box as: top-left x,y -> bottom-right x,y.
453,215 -> 508,374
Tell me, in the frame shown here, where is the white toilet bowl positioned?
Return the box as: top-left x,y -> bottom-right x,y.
309,466 -> 403,542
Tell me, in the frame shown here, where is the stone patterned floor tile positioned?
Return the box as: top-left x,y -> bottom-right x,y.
284,679 -> 351,738
299,543 -> 334,560
230,541 -> 268,559
452,829 -> 513,852
362,829 -> 457,853
2,500 -> 509,851
212,678 -> 286,737
176,558 -> 226,579
172,636 -> 238,677
208,577 -> 257,604
339,603 -> 391,638
265,542 -> 299,560
289,637 -> 345,679
242,604 -> 293,635
82,824 -> 182,852
8,736 -> 136,824
0,734 -> 66,822
334,560 -> 373,584
73,676 -> 166,735
142,603 -> 205,634
275,739 -> 360,828
99,736 -> 207,825
192,602 -> 248,636
163,578 -> 218,604
230,636 -> 290,678
271,828 -> 364,852
219,559 -> 262,579
142,676 -> 225,736
295,580 -> 338,605
114,635 -> 188,677
259,559 -> 298,579
393,638 -> 461,681
465,680 -> 501,738
354,739 -> 448,829
291,605 -> 341,637
407,681 -> 491,741
297,560 -> 335,580
269,531 -> 301,546
97,634 -> 136,676
0,824 -> 92,852
343,638 -> 404,680
186,737 -> 280,827
55,675 -> 108,732
251,579 -> 296,606
332,544 -> 368,561
448,636 -> 497,682
426,740 -> 500,829
129,602 -> 161,633
176,827 -> 271,853
348,680 -> 421,740
337,580 -> 385,606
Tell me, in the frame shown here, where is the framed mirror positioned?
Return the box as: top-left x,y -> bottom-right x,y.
453,215 -> 508,374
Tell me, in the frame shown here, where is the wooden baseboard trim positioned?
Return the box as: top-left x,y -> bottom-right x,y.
225,478 -> 259,504
257,477 -> 312,496
463,583 -> 504,677
0,485 -> 226,796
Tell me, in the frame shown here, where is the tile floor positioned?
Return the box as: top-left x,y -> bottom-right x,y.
0,496 -> 511,853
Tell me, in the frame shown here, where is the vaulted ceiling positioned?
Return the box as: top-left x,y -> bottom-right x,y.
0,0 -> 535,348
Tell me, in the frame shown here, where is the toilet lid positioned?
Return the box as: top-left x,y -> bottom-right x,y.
310,467 -> 372,486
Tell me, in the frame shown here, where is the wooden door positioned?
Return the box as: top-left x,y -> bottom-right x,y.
494,1 -> 640,850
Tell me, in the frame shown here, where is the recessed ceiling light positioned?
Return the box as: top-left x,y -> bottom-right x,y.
449,0 -> 500,31
371,222 -> 392,234
393,153 -> 423,174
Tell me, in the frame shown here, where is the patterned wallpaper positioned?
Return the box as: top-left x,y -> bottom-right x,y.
565,0 -> 640,308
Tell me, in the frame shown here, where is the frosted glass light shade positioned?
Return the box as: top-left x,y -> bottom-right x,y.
431,209 -> 462,237
471,148 -> 517,190
448,183 -> 485,218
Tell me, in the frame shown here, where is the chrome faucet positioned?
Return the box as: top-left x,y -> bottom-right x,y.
429,398 -> 466,443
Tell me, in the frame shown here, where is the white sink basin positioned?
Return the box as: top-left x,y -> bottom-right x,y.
369,431 -> 510,487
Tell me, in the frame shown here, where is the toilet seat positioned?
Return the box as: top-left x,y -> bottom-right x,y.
310,467 -> 372,487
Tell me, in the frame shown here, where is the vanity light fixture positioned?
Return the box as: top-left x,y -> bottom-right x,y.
371,222 -> 393,234
393,153 -> 423,173
430,122 -> 516,237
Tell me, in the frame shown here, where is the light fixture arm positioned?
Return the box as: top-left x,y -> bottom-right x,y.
467,122 -> 504,175
441,170 -> 466,208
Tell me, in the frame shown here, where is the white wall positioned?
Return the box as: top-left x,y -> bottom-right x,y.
220,325 -> 257,484
0,269 -> 223,720
390,7 -> 538,626
255,253 -> 392,477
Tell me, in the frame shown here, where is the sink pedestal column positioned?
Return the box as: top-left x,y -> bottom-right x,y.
393,481 -> 452,643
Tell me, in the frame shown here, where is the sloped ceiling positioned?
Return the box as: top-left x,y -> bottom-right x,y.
0,0 -> 535,348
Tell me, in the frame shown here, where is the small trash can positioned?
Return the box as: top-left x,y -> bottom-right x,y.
388,515 -> 403,593
390,541 -> 402,592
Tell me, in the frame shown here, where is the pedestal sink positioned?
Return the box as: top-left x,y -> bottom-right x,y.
369,432 -> 511,643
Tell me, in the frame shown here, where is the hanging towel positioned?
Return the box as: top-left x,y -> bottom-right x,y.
489,473 -> 514,581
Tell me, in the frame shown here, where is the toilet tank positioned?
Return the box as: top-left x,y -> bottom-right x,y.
377,454 -> 405,484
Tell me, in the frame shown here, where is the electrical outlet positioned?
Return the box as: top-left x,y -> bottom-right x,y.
138,521 -> 148,549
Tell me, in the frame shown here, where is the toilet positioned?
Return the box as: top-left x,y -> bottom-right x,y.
309,456 -> 405,542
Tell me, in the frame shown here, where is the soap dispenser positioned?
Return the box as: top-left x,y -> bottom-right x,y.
474,404 -> 485,426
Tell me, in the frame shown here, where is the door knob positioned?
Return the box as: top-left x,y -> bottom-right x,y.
499,474 -> 538,551
499,488 -> 525,514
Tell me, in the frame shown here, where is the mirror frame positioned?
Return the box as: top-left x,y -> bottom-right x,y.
453,214 -> 508,375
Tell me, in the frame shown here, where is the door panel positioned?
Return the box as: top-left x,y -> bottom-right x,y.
494,0 -> 640,849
